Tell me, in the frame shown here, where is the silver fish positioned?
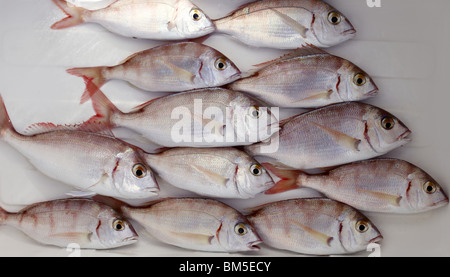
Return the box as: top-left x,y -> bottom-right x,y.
51,0 -> 215,40
0,94 -> 159,199
245,102 -> 412,169
228,47 -> 378,108
121,198 -> 262,252
81,88 -> 280,148
214,0 -> 356,49
144,147 -> 274,199
263,159 -> 449,214
247,198 -> 383,255
67,42 -> 241,103
0,198 -> 138,249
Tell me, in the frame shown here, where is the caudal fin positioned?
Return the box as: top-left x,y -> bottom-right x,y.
262,163 -> 303,194
66,67 -> 107,104
51,0 -> 86,29
0,94 -> 14,139
77,89 -> 120,134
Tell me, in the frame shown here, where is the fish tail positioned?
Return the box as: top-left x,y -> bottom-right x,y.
262,163 -> 304,194
0,206 -> 9,225
51,0 -> 86,30
0,94 -> 14,139
66,67 -> 107,104
78,89 -> 119,134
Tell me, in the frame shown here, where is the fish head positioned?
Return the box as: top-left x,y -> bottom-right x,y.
340,209 -> 383,253
364,106 -> 412,153
218,213 -> 262,252
404,169 -> 449,213
112,148 -> 159,199
234,157 -> 275,198
229,95 -> 280,144
175,0 -> 215,38
338,62 -> 379,101
96,211 -> 139,248
311,4 -> 356,47
199,48 -> 241,87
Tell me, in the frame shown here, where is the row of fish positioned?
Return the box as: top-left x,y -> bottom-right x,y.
0,0 -> 446,256
0,197 -> 382,255
51,0 -> 356,49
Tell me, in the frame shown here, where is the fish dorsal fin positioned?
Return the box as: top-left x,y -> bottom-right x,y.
253,44 -> 329,69
130,95 -> 167,112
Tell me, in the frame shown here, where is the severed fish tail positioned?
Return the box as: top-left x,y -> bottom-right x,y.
67,67 -> 107,104
51,0 -> 86,30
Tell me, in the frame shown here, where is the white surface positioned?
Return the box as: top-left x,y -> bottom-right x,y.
0,0 -> 449,257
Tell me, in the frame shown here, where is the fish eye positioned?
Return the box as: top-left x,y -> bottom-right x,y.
328,11 -> 342,25
249,106 -> 260,118
215,58 -> 228,71
234,223 -> 248,236
132,163 -> 147,178
190,9 -> 202,21
356,220 -> 369,233
423,181 -> 437,194
250,164 -> 263,176
113,219 -> 126,231
353,73 -> 367,86
381,116 -> 395,130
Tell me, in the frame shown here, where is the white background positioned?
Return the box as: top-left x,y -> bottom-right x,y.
0,0 -> 449,257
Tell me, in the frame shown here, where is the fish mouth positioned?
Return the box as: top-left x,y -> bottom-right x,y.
248,240 -> 262,251
123,236 -> 139,244
397,130 -> 412,142
431,198 -> 449,208
369,235 -> 383,244
342,28 -> 356,36
365,87 -> 379,97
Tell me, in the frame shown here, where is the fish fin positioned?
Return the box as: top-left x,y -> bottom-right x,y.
66,67 -> 107,104
129,95 -> 167,112
311,122 -> 361,151
190,164 -> 229,186
357,189 -> 402,206
51,0 -> 86,29
0,94 -> 16,138
289,220 -> 333,247
262,163 -> 303,194
0,206 -> 9,225
79,89 -> 119,133
52,232 -> 92,244
270,8 -> 308,38
292,90 -> 333,103
253,44 -> 328,68
155,59 -> 195,84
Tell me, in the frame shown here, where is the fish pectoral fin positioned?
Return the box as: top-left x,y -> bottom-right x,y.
271,8 -> 308,38
289,220 -> 333,246
190,164 -> 229,187
311,122 -> 361,151
168,231 -> 214,245
293,90 -> 334,103
357,189 -> 402,206
155,59 -> 195,83
66,191 -> 98,198
51,232 -> 92,244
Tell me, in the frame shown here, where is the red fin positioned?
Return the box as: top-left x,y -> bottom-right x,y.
51,0 -> 85,29
0,94 -> 14,138
262,163 -> 303,194
66,67 -> 107,104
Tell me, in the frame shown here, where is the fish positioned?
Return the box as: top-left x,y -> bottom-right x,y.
67,42 -> 242,103
120,197 -> 262,252
79,88 -> 280,148
51,0 -> 215,40
0,94 -> 159,199
228,46 -> 378,108
144,147 -> 274,199
246,198 -> 383,255
245,102 -> 412,169
0,198 -> 138,249
263,159 -> 449,214
213,0 -> 356,49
